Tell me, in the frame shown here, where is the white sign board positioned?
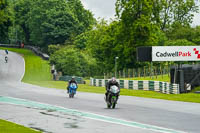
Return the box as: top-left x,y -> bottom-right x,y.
152,46 -> 200,61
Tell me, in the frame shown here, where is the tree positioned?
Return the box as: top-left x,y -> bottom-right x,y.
48,44 -> 61,55
166,24 -> 200,46
116,0 -> 198,31
165,39 -> 196,46
84,20 -> 121,72
14,0 -> 32,44
28,0 -> 79,47
115,0 -> 160,68
67,0 -> 96,33
49,46 -> 99,77
151,0 -> 198,31
14,0 -> 96,48
192,26 -> 200,45
0,0 -> 12,43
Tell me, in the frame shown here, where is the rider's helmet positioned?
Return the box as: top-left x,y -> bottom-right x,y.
72,76 -> 75,81
111,77 -> 117,83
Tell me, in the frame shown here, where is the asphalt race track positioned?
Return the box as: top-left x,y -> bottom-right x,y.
1,50 -> 200,133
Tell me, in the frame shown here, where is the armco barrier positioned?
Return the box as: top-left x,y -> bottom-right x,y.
59,75 -> 84,84
90,78 -> 180,94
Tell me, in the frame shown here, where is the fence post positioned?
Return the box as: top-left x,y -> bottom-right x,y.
160,65 -> 163,79
168,62 -> 170,77
123,69 -> 125,78
155,67 -> 157,79
138,68 -> 140,78
149,65 -> 151,79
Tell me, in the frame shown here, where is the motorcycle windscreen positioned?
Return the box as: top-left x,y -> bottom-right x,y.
110,86 -> 119,93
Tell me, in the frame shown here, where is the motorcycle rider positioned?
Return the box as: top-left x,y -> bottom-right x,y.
5,56 -> 8,63
5,49 -> 8,63
5,49 -> 8,55
67,76 -> 78,93
105,77 -> 120,102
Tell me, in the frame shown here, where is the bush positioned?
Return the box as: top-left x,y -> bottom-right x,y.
49,46 -> 99,77
165,39 -> 196,46
48,44 -> 61,55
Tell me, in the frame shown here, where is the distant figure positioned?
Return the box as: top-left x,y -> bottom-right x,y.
51,65 -> 55,74
53,70 -> 57,80
5,49 -> 8,55
21,42 -> 24,48
5,56 -> 8,63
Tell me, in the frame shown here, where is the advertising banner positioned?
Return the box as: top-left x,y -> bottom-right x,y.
152,46 -> 200,61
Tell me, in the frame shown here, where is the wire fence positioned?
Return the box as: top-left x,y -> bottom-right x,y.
104,65 -> 170,79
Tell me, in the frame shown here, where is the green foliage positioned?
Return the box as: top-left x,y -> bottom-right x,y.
192,38 -> 200,45
116,0 -> 198,31
0,0 -> 13,43
14,0 -> 33,44
84,20 -> 131,72
166,24 -> 200,45
48,44 -> 61,55
191,26 -> 200,45
67,0 -> 96,32
27,0 -> 78,47
113,1 -> 161,68
74,31 -> 90,49
14,0 -> 95,47
165,39 -> 196,46
49,46 -> 98,77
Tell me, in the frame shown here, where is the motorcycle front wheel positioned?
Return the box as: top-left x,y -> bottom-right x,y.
111,96 -> 117,109
69,93 -> 74,98
107,103 -> 111,108
112,102 -> 116,109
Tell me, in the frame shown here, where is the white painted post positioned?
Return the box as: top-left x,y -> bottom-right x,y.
133,80 -> 139,90
124,80 -> 129,89
143,81 -> 149,90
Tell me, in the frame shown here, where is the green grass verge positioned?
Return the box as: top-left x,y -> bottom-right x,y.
0,119 -> 41,133
121,74 -> 170,82
1,47 -> 200,103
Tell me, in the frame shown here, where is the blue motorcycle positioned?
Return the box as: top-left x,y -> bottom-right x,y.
69,83 -> 77,98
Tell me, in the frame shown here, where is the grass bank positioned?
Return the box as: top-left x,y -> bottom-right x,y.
1,47 -> 200,103
0,47 -> 52,82
122,74 -> 170,82
0,119 -> 41,133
